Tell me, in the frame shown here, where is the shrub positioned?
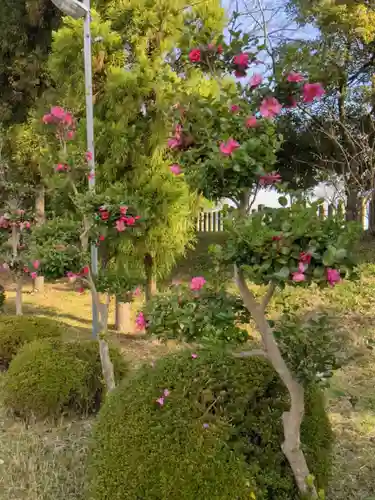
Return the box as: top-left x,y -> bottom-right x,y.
3,338 -> 128,419
143,284 -> 249,344
0,315 -> 65,368
87,350 -> 332,500
30,217 -> 84,279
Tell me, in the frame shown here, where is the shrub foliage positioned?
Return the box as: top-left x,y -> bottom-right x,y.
87,350 -> 333,500
3,338 -> 128,418
0,315 -> 65,368
143,284 -> 249,344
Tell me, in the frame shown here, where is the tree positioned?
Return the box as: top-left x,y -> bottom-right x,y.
0,0 -> 61,125
168,35 -> 359,497
34,0 -> 224,298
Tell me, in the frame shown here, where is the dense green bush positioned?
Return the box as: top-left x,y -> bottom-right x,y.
30,217 -> 84,279
0,315 -> 65,368
87,350 -> 332,500
3,339 -> 128,419
143,284 -> 249,344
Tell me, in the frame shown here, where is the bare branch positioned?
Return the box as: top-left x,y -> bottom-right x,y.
261,281 -> 276,312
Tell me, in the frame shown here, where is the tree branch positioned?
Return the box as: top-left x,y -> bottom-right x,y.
261,281 -> 276,312
233,349 -> 268,358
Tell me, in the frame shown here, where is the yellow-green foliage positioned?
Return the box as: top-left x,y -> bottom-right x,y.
0,315 -> 65,368
87,350 -> 333,500
3,339 -> 128,419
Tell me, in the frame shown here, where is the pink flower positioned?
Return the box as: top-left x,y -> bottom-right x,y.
50,106 -> 66,121
100,210 -> 110,221
156,397 -> 164,406
245,116 -> 258,128
30,272 -> 38,280
66,271 -> 76,279
120,205 -> 128,215
272,234 -> 282,241
287,71 -> 304,83
99,235 -> 105,241
327,268 -> 341,287
133,287 -> 142,296
258,172 -> 282,185
42,113 -> 53,124
116,219 -> 126,232
170,164 -> 182,175
191,353 -> 198,359
167,137 -> 182,149
66,130 -> 75,140
217,45 -> 223,54
249,73 -> 263,88
24,221 -> 31,229
85,151 -> 93,162
190,276 -> 206,291
259,97 -> 282,118
163,389 -> 170,397
24,266 -> 29,273
88,172 -> 95,181
189,49 -> 201,62
220,138 -> 240,156
124,216 -> 136,226
32,260 -> 40,270
300,252 -> 312,264
78,287 -> 85,294
303,83 -> 325,103
136,312 -> 147,330
230,104 -> 240,113
55,164 -> 67,172
292,271 -> 305,282
81,266 -> 90,275
233,53 -> 249,68
298,261 -> 306,273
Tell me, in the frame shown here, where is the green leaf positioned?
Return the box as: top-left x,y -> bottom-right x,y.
273,266 -> 290,279
278,196 -> 288,207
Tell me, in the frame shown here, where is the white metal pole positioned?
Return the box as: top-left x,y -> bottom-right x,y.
83,0 -> 99,338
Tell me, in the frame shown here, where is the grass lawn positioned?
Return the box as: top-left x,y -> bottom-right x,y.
1,234 -> 375,499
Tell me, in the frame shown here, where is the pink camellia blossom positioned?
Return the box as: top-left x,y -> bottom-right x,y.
99,235 -> 105,241
191,353 -> 198,359
272,234 -> 282,241
233,53 -> 249,68
258,172 -> 282,186
190,276 -> 206,291
116,219 -> 126,232
82,266 -> 90,275
156,397 -> 164,406
230,104 -> 240,113
259,97 -> 282,118
32,260 -> 40,270
55,164 -> 67,172
85,151 -> 93,162
24,266 -> 29,273
67,130 -> 75,140
88,172 -> 95,181
300,251 -> 312,264
136,312 -> 147,330
42,113 -> 53,124
78,287 -> 85,294
66,271 -> 76,279
24,221 -> 31,229
245,116 -> 258,128
303,82 -> 325,103
189,48 -> 201,62
292,271 -> 305,282
249,73 -> 263,88
217,45 -> 223,54
327,268 -> 341,287
163,389 -> 170,397
30,272 -> 38,280
123,216 -> 136,226
133,287 -> 142,297
120,205 -> 128,215
170,164 -> 182,175
220,138 -> 240,156
50,106 -> 66,121
287,71 -> 304,83
167,137 -> 182,149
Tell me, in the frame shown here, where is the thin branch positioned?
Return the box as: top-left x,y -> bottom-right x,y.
233,349 -> 268,358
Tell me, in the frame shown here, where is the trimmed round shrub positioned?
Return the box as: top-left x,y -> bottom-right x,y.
3,338 -> 128,419
0,315 -> 65,368
87,350 -> 333,500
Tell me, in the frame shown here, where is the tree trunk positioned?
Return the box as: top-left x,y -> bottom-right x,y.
235,268 -> 317,499
345,186 -> 359,222
115,299 -> 133,333
15,278 -> 23,316
368,194 -> 375,235
33,275 -> 44,293
35,184 -> 45,226
97,293 -> 115,392
144,253 -> 156,303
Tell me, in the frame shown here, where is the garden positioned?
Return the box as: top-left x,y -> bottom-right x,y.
1,0 -> 375,499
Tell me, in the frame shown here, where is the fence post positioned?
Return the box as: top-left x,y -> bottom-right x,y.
327,204 -> 334,218
360,198 -> 367,230
337,200 -> 345,219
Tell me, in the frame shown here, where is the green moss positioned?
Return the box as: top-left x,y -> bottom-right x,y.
87,349 -> 333,500
0,315 -> 65,368
3,339 -> 128,419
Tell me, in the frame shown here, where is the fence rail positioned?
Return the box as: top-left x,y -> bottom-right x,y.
196,199 -> 371,232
